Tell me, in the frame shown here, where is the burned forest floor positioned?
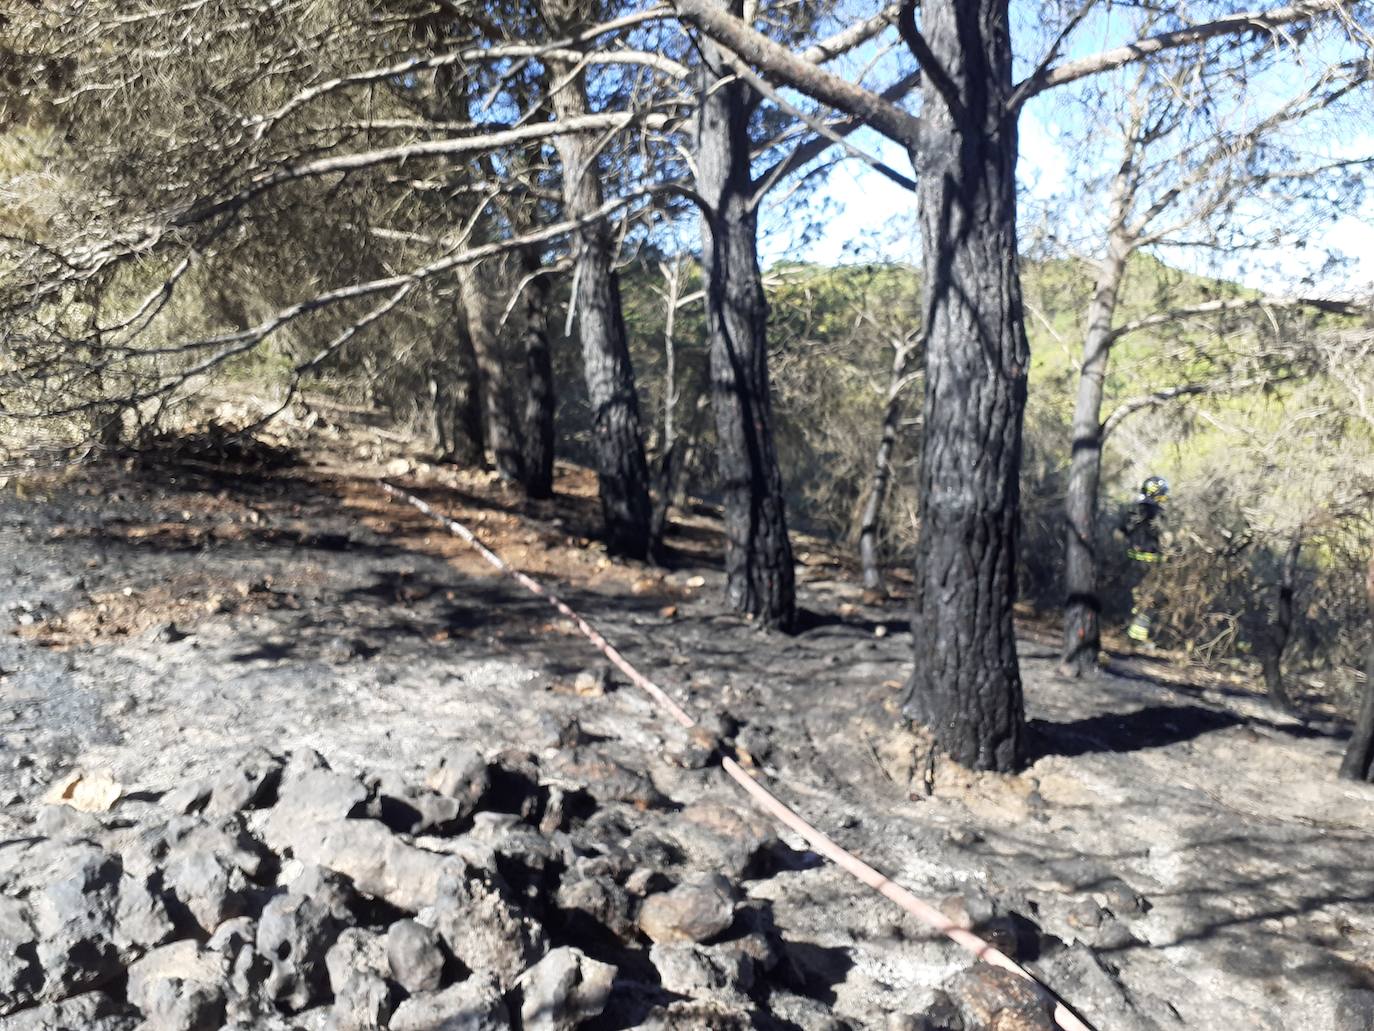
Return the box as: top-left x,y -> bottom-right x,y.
2,411 -> 1373,1031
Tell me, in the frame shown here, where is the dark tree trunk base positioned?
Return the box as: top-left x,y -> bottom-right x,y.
698,18 -> 795,630
902,0 -> 1026,772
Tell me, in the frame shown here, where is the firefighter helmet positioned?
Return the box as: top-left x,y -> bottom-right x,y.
1141,476 -> 1169,501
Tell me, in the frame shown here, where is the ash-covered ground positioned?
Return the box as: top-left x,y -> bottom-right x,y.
2,433 -> 1372,1030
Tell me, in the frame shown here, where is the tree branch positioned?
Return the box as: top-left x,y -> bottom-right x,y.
799,3 -> 903,63
1109,295 -> 1369,342
1014,0 -> 1347,103
1101,375 -> 1277,439
671,0 -> 922,150
176,110 -> 679,229
751,69 -> 922,204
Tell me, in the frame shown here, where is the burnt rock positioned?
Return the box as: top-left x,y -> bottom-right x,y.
389,972 -> 512,1031
622,827 -> 685,871
431,861 -> 547,989
0,896 -> 42,1014
668,801 -> 777,879
205,916 -> 256,957
264,812 -> 465,914
2,990 -> 138,1031
649,940 -> 754,1003
162,845 -> 257,934
163,748 -> 284,818
385,918 -> 445,994
325,927 -> 388,989
269,750 -> 370,825
724,900 -> 782,973
468,819 -> 572,918
112,870 -> 176,957
256,866 -> 354,1012
940,888 -> 999,932
1095,876 -> 1150,917
31,802 -> 102,840
733,724 -> 772,768
423,747 -> 494,813
638,873 -> 736,945
208,747 -> 285,814
662,723 -> 718,770
546,747 -> 667,810
515,945 -> 617,1031
368,769 -> 468,836
638,999 -> 755,1029
326,928 -> 393,1031
1033,942 -> 1162,1031
31,848 -> 123,1001
555,871 -> 635,941
484,750 -> 544,820
935,965 -> 1055,1031
126,940 -> 228,1031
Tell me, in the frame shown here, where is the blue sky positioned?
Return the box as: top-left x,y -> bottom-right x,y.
758,112 -> 1373,297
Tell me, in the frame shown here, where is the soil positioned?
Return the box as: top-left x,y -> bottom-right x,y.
2,416 -> 1373,1030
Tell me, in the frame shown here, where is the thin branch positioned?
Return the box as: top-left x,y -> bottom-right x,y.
799,3 -> 903,64
1110,295 -> 1369,342
1101,374 -> 1279,438
1006,0 -> 1102,111
1015,0 -> 1347,102
176,111 -> 677,229
751,69 -> 922,205
250,7 -> 684,137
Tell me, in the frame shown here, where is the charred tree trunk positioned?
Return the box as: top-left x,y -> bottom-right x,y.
457,263 -> 526,484
860,338 -> 919,597
697,12 -> 796,630
520,246 -> 556,499
433,316 -> 485,467
549,56 -> 653,559
1061,234 -> 1132,675
901,0 -> 1027,771
1339,554 -> 1374,780
1260,534 -> 1304,712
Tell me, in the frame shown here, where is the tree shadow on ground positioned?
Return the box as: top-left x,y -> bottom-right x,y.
1027,704 -> 1243,757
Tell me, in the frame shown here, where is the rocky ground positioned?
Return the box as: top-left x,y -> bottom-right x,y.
2,421 -> 1373,1030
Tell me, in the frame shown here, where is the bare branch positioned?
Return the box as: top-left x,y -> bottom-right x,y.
1101,374 -> 1278,438
1015,0 -> 1349,103
799,3 -> 902,64
1110,295 -> 1370,342
751,69 -> 922,204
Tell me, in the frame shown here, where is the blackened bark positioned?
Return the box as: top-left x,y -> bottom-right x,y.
1339,554 -> 1374,780
457,263 -> 526,484
549,57 -> 654,559
520,246 -> 556,499
697,8 -> 796,630
1061,235 -> 1132,675
433,316 -> 485,467
1260,534 -> 1303,711
901,0 -> 1027,772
